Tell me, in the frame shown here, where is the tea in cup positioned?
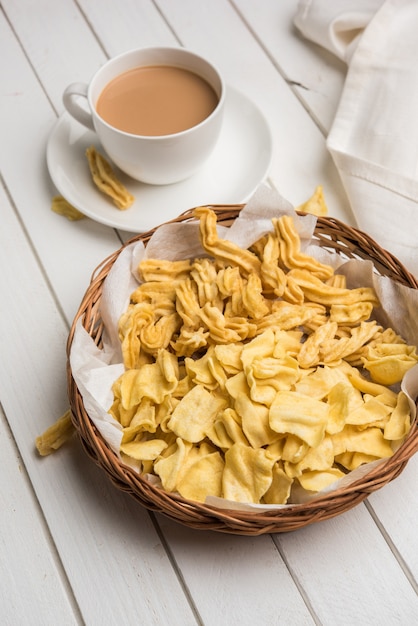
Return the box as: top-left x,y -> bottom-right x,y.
63,47 -> 225,184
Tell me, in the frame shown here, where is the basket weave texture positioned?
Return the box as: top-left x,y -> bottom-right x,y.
67,206 -> 418,535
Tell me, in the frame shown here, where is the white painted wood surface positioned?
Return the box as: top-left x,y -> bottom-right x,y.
1,1 -> 417,624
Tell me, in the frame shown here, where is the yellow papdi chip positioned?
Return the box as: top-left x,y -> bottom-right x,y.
269,391 -> 329,448
108,206 -> 417,505
86,145 -> 134,210
167,385 -> 228,443
222,443 -> 274,503
176,449 -> 224,501
362,343 -> 418,385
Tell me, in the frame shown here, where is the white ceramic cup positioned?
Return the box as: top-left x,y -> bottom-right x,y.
63,47 -> 225,185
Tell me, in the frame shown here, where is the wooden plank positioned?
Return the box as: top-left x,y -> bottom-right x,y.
2,0 -> 107,113
158,516 -> 316,626
275,504 -> 418,624
78,0 -> 179,59
4,3 -> 417,625
0,6 -> 121,323
233,0 -> 346,134
0,406 -> 80,625
0,181 -> 199,625
367,455 -> 418,585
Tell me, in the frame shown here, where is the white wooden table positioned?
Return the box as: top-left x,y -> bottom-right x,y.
1,2 -> 418,624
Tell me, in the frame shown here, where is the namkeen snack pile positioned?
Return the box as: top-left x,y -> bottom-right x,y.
107,205 -> 418,506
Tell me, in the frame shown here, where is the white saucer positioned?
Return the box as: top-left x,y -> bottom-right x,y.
46,86 -> 273,232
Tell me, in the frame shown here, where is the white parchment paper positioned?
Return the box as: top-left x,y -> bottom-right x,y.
70,184 -> 418,510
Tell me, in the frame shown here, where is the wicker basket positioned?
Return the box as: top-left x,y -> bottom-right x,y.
67,206 -> 418,535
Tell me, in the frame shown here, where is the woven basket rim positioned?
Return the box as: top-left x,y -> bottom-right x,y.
66,205 -> 418,534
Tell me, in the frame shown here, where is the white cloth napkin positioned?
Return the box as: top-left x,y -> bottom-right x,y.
295,0 -> 418,278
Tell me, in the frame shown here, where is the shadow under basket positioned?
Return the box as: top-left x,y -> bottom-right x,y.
67,206 -> 418,535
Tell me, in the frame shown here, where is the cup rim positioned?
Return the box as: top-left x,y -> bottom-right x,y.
87,46 -> 225,140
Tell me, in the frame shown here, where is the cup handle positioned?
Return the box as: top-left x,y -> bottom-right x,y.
63,83 -> 95,131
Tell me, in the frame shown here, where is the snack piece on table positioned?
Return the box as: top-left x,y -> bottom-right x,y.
35,409 -> 75,456
86,145 -> 134,210
296,185 -> 328,216
51,195 -> 85,221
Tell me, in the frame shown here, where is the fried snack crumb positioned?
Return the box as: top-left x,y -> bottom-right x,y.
51,195 -> 85,221
297,185 -> 328,216
36,409 -> 75,456
86,146 -> 135,210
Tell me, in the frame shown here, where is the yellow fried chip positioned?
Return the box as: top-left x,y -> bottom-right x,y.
362,343 -> 418,385
384,392 -> 412,441
348,370 -> 399,403
214,343 -> 243,375
329,302 -> 374,325
327,381 -> 363,434
294,365 -> 350,401
331,425 -> 394,459
281,435 -> 309,464
240,329 -> 275,369
116,349 -> 179,408
298,320 -> 338,368
185,345 -> 227,390
222,443 -> 274,503
153,438 -> 192,492
245,355 -> 300,406
297,467 -> 345,492
167,385 -> 227,442
291,435 -> 334,476
262,463 -> 293,504
109,397 -> 137,428
269,391 -> 328,448
345,397 -> 391,427
207,408 -> 249,450
234,393 -> 279,447
225,371 -> 249,401
176,450 -> 224,501
335,451 -> 381,471
86,145 -> 134,210
120,437 -> 168,461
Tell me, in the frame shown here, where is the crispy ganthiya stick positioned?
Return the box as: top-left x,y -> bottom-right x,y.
36,409 -> 75,456
86,146 -> 134,210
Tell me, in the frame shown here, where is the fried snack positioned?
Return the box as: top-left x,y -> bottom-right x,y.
195,206 -> 261,276
86,146 -> 134,210
296,185 -> 328,216
273,215 -> 333,280
36,409 -> 75,456
51,196 -> 85,221
109,208 -> 418,504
